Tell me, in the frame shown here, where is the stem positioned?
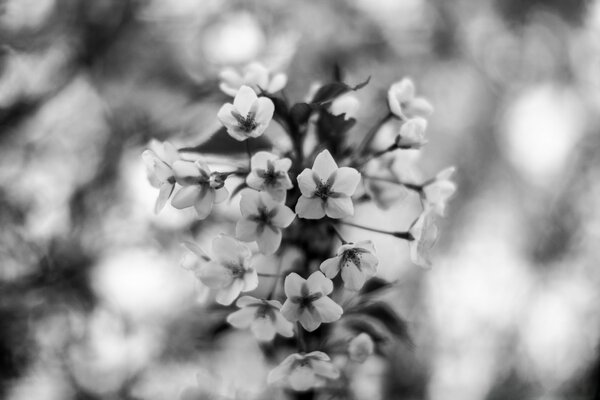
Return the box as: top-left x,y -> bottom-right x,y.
355,112 -> 393,156
296,322 -> 308,352
360,173 -> 423,193
354,143 -> 398,168
339,221 -> 414,241
329,224 -> 348,244
257,272 -> 284,278
245,139 -> 252,167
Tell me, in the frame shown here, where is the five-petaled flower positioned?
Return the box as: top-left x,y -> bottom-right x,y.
348,333 -> 375,363
142,140 -> 180,213
408,209 -> 439,268
388,78 -> 433,120
319,241 -> 378,290
226,295 -> 294,341
295,150 -> 361,219
219,62 -> 287,97
171,160 -> 229,219
280,271 -> 343,332
195,235 -> 258,305
396,117 -> 428,149
236,190 -> 296,254
421,166 -> 457,217
246,151 -> 293,202
217,85 -> 275,141
267,351 -> 340,391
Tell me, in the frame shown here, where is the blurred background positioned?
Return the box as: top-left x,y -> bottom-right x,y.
1,0 -> 599,399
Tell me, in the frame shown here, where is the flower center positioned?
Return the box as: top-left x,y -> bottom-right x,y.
225,263 -> 246,278
314,182 -> 333,200
231,110 -> 258,133
291,284 -> 323,309
342,249 -> 363,270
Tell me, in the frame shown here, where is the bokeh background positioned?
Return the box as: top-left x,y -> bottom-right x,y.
1,0 -> 600,399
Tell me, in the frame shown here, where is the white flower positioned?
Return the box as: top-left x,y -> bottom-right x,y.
330,93 -> 360,120
421,167 -> 456,216
280,271 -> 343,332
295,150 -> 361,219
396,117 -> 428,149
408,210 -> 439,268
348,333 -> 374,363
180,241 -> 212,304
141,140 -> 180,213
217,85 -> 275,141
236,190 -> 296,254
226,296 -> 294,341
388,78 -> 433,120
246,151 -> 293,202
196,235 -> 258,305
219,62 -> 287,97
319,241 -> 378,290
267,351 -> 340,391
171,160 -> 229,219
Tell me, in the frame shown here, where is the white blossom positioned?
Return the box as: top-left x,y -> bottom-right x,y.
421,166 -> 456,216
396,117 -> 428,149
408,209 -> 439,268
219,62 -> 287,96
348,333 -> 374,363
331,93 -> 360,120
141,140 -> 180,213
319,241 -> 378,290
180,241 -> 212,304
217,85 -> 275,141
171,160 -> 229,219
226,296 -> 294,341
388,78 -> 433,120
280,271 -> 343,332
267,351 -> 340,391
295,150 -> 361,219
246,151 -> 293,202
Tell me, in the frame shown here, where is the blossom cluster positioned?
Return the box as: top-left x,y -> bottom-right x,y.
142,62 -> 455,394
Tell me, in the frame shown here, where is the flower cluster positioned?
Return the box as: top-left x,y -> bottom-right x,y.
141,62 -> 455,394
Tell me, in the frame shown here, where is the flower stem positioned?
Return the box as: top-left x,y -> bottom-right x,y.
257,272 -> 284,278
355,112 -> 394,156
296,322 -> 308,352
354,143 -> 399,168
328,224 -> 348,244
360,173 -> 423,193
339,221 -> 414,241
245,139 -> 252,167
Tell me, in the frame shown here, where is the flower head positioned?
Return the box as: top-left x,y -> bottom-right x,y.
195,235 -> 258,305
348,333 -> 375,363
246,151 -> 293,202
141,140 -> 180,213
408,210 -> 439,268
395,117 -> 428,149
217,85 -> 274,141
280,271 -> 343,332
330,93 -> 360,120
219,62 -> 287,97
295,150 -> 361,219
226,296 -> 294,341
388,78 -> 433,120
422,167 -> 456,216
236,190 -> 296,254
319,241 -> 378,290
267,351 -> 340,391
171,160 -> 229,219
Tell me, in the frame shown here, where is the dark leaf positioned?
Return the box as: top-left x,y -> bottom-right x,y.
360,277 -> 393,296
228,181 -> 248,200
344,315 -> 391,344
315,111 -> 356,156
266,95 -> 289,120
311,76 -> 371,104
178,126 -> 271,155
347,301 -> 412,345
290,102 -> 314,126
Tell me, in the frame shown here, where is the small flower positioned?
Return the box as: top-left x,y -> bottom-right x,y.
348,333 -> 375,363
226,296 -> 294,341
267,351 -> 340,391
408,210 -> 439,268
236,190 -> 295,254
196,235 -> 258,305
171,160 -> 229,219
217,85 -> 275,141
295,150 -> 361,219
330,93 -> 360,120
280,271 -> 343,332
319,241 -> 378,290
246,151 -> 293,202
180,241 -> 212,304
219,62 -> 287,96
141,140 -> 180,213
395,117 -> 428,149
421,167 -> 456,216
388,78 -> 433,120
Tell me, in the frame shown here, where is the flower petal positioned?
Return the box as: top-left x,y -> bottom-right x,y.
319,256 -> 341,279
306,271 -> 334,295
341,263 -> 366,290
212,235 -> 251,266
273,313 -> 295,337
256,227 -> 282,255
234,85 -> 258,116
281,300 -> 301,322
198,262 -> 231,288
289,365 -> 319,391
312,296 -> 343,323
236,295 -> 262,307
215,279 -> 244,305
267,73 -> 287,93
267,354 -> 299,384
250,151 -> 276,169
283,272 -> 305,297
254,97 -> 275,125
226,307 -> 256,329
251,316 -> 277,341
325,196 -> 354,219
217,103 -> 238,129
298,307 -> 322,332
194,188 -> 215,219
171,186 -> 202,209
312,150 -> 338,180
331,167 -> 361,196
243,269 -> 259,291
296,169 -> 317,196
172,160 -> 200,184
270,205 -> 296,228
407,97 -> 434,117
309,359 -> 340,379
296,196 -> 326,219
155,182 -> 174,213
236,219 -> 259,242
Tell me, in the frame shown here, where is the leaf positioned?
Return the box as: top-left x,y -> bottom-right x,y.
315,110 -> 356,156
266,95 -> 289,120
360,277 -> 393,296
290,102 -> 314,126
310,76 -> 371,105
178,126 -> 272,155
228,181 -> 248,201
346,301 -> 412,345
344,315 -> 391,344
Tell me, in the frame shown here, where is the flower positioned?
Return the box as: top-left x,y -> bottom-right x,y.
180,241 -> 212,304
246,151 -> 293,201
330,93 -> 360,120
171,160 -> 229,219
267,351 -> 340,391
217,85 -> 275,141
408,210 -> 439,268
195,235 -> 258,305
388,78 -> 433,120
421,167 -> 456,216
236,190 -> 295,254
395,117 -> 428,149
280,271 -> 343,332
348,333 -> 374,363
226,296 -> 294,341
219,62 -> 287,96
295,150 -> 361,219
319,241 -> 378,290
141,140 -> 180,213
